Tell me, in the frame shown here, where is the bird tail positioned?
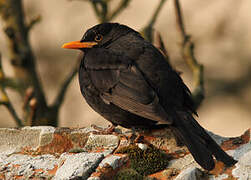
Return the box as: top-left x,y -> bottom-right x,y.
172,111 -> 237,171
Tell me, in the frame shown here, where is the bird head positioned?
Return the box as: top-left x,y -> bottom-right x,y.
62,23 -> 135,51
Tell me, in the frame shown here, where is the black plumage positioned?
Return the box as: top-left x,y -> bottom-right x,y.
62,23 -> 237,170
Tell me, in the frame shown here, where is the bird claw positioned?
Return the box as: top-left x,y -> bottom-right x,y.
91,124 -> 116,134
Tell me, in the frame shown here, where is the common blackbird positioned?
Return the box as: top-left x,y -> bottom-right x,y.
62,23 -> 237,170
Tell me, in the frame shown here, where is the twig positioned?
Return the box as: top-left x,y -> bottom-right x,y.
68,0 -> 108,22
90,0 -> 131,22
149,0 -> 167,28
52,53 -> 83,109
143,0 -> 167,42
109,0 -> 131,21
0,76 -> 25,90
174,0 -> 204,109
0,54 -> 23,127
91,0 -> 108,22
154,31 -> 169,62
52,67 -> 78,109
174,0 -> 185,40
27,15 -> 41,32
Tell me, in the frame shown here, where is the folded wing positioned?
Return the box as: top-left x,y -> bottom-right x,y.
84,48 -> 172,124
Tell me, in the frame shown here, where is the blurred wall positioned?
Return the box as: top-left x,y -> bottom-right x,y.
0,0 -> 250,136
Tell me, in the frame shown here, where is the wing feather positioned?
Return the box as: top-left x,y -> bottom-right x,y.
85,48 -> 172,124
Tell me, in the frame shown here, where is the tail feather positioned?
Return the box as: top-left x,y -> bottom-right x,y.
172,112 -> 237,170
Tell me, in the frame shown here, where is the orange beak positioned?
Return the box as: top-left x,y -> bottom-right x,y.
62,41 -> 98,49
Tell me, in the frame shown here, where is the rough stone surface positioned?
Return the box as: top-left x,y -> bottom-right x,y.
88,154 -> 129,179
54,152 -> 104,180
209,174 -> 229,180
168,154 -> 198,170
174,167 -> 205,180
99,155 -> 126,169
84,133 -> 119,154
0,153 -> 58,179
0,128 -> 40,152
0,126 -> 56,153
87,177 -> 101,180
0,126 -> 249,179
232,143 -> 251,179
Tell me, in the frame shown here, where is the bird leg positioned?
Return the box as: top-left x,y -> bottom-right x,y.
126,127 -> 146,144
91,124 -> 116,134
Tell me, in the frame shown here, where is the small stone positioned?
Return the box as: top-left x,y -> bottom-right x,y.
99,155 -> 127,170
137,143 -> 148,151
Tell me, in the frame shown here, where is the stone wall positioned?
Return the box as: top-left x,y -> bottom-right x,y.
0,126 -> 250,179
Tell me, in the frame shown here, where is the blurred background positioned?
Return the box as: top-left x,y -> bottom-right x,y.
0,0 -> 250,137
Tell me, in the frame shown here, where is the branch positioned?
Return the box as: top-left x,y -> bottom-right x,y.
174,0 -> 204,110
0,76 -> 25,90
70,0 -> 131,22
0,54 -> 23,127
51,53 -> 83,109
68,0 -> 107,22
174,0 -> 185,39
0,0 -> 48,125
91,0 -> 108,22
143,0 -> 167,42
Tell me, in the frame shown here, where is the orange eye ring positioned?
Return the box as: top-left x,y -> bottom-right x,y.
95,34 -> 103,42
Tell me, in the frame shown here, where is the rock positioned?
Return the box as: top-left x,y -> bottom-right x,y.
0,126 -> 249,179
174,167 -> 205,180
0,126 -> 54,153
0,153 -> 58,179
83,133 -> 119,156
99,154 -> 127,169
54,152 -> 104,180
232,145 -> 251,179
89,154 -> 129,179
209,174 -> 229,180
168,154 -> 199,170
87,177 -> 101,180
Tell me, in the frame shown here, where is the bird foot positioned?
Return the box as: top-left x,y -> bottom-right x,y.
127,129 -> 145,144
91,124 -> 116,134
134,134 -> 144,143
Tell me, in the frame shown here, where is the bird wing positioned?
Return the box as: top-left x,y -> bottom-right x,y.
132,42 -> 197,115
84,48 -> 172,124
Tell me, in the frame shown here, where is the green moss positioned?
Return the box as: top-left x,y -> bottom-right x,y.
115,168 -> 143,180
116,144 -> 170,176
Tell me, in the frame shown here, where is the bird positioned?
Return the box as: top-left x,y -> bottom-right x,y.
62,23 -> 237,171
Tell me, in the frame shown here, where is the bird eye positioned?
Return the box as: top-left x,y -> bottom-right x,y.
95,34 -> 103,42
